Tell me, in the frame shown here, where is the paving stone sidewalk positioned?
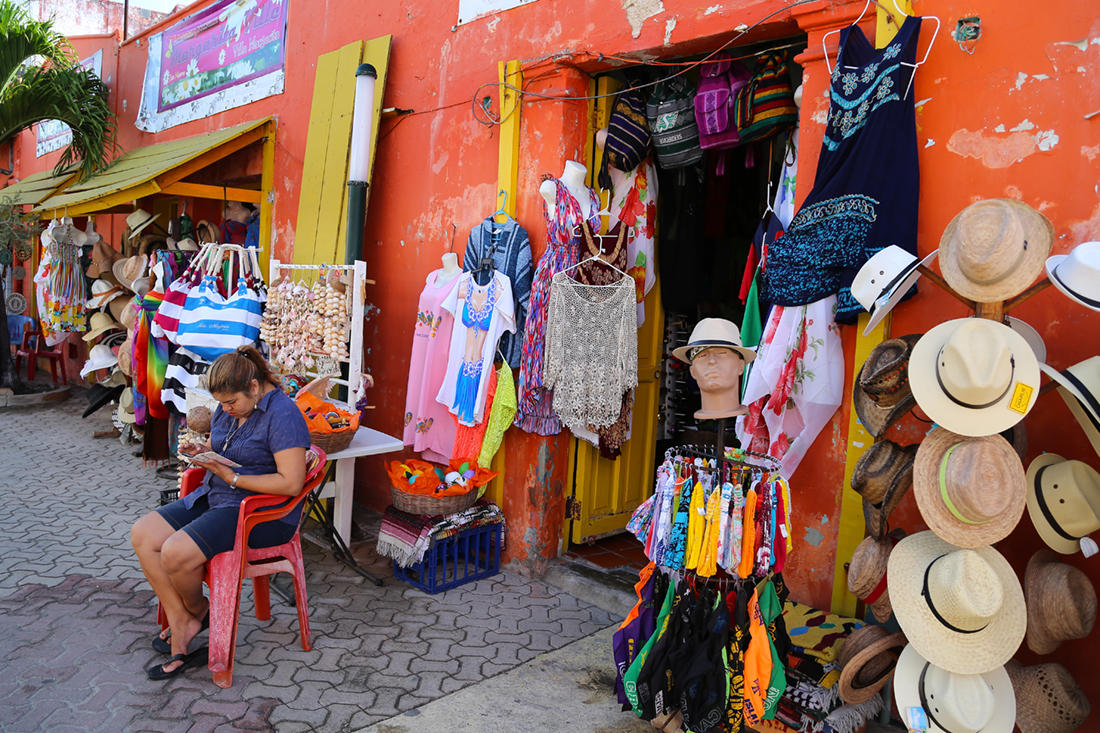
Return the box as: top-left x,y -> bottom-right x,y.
0,397 -> 618,732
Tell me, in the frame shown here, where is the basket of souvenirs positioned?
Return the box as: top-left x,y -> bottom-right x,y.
386,458 -> 497,516
295,377 -> 359,454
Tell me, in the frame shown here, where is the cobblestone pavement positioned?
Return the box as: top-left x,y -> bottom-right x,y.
0,397 -> 618,732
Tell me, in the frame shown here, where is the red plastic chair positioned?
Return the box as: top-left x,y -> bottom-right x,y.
14,325 -> 67,385
159,446 -> 328,688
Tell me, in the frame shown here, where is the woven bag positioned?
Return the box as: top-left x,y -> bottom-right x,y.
646,76 -> 703,169
734,52 -> 799,144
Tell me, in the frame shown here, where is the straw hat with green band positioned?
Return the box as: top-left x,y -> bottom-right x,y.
913,428 -> 1026,548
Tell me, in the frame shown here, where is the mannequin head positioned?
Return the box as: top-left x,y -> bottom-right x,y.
689,346 -> 747,419
224,200 -> 255,224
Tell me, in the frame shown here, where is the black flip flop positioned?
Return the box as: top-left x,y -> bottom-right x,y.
146,646 -> 208,680
152,612 -> 209,654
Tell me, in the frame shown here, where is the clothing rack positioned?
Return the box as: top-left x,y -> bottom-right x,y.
268,258 -> 368,411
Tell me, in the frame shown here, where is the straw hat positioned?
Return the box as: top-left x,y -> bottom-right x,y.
852,439 -> 916,537
851,245 -> 939,337
888,531 -> 1025,674
1007,315 -> 1046,362
853,335 -> 920,439
80,344 -> 118,379
894,644 -> 1015,733
131,275 -> 151,298
1038,357 -> 1100,459
117,388 -> 135,424
1025,550 -> 1097,655
1006,661 -> 1091,733
671,318 -> 756,364
1026,454 -> 1100,557
117,336 -> 133,378
171,236 -> 199,252
1046,240 -> 1100,313
86,239 -> 122,279
849,531 -> 904,621
939,198 -> 1054,303
909,318 -> 1039,437
837,625 -> 907,705
108,296 -> 131,328
126,208 -> 160,240
913,428 -> 1026,548
82,311 -> 123,343
117,298 -> 137,331
85,279 -> 125,310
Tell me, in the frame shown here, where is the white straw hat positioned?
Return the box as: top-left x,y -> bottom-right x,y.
1025,454 -> 1100,556
909,317 -> 1039,437
888,531 -> 1026,675
893,644 -> 1015,733
80,343 -> 119,378
126,208 -> 160,240
671,318 -> 756,364
1038,357 -> 1100,459
1006,316 -> 1046,362
85,279 -> 126,310
851,245 -> 938,336
1045,241 -> 1100,312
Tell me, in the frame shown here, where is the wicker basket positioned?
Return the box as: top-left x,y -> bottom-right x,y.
392,484 -> 478,516
309,427 -> 355,454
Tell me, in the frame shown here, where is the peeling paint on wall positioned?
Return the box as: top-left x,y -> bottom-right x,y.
1036,130 -> 1060,151
664,17 -> 677,46
704,5 -> 721,15
1069,199 -> 1100,243
1010,119 -> 1035,132
925,138 -> 935,148
804,526 -> 824,546
620,0 -> 664,39
947,127 -> 1060,168
1082,144 -> 1100,162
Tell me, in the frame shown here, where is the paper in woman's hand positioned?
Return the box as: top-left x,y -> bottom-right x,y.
188,451 -> 242,468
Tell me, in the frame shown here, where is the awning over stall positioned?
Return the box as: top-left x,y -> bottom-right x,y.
28,117 -> 273,217
0,166 -> 79,207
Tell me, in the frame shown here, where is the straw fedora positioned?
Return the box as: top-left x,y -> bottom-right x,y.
117,388 -> 135,424
837,625 -> 907,705
86,239 -> 122,279
851,246 -> 939,336
117,336 -> 133,378
80,343 -> 118,379
848,531 -> 905,621
853,335 -> 920,439
1007,315 -> 1046,362
1046,240 -> 1100,313
126,209 -> 160,241
939,198 -> 1054,303
131,275 -> 151,299
671,318 -> 756,364
852,440 -> 916,537
108,296 -> 132,329
169,236 -> 200,252
888,531 -> 1025,674
1026,454 -> 1100,556
1025,550 -> 1097,655
1038,357 -> 1100,459
913,428 -> 1026,548
909,318 -> 1039,437
1006,661 -> 1091,733
85,279 -> 125,310
894,644 -> 1015,733
117,298 -> 137,331
82,311 -> 123,343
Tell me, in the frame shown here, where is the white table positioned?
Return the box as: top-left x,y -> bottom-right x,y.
316,426 -> 403,545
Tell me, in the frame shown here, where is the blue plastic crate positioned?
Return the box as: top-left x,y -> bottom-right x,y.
393,522 -> 502,594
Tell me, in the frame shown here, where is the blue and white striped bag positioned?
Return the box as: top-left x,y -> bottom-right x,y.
176,246 -> 264,362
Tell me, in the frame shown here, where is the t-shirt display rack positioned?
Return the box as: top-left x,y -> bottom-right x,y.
266,257 -> 390,585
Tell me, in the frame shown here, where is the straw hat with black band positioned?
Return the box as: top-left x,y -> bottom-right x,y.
888,531 -> 1025,675
82,311 -> 123,343
1025,454 -> 1100,556
909,317 -> 1039,437
853,335 -> 921,439
837,625 -> 907,705
126,208 -> 161,241
939,198 -> 1053,303
671,318 -> 756,364
1006,660 -> 1091,733
1039,357 -> 1100,459
1025,550 -> 1097,655
851,245 -> 939,337
852,439 -> 916,538
913,428 -> 1026,548
1045,240 -> 1100,313
894,644 -> 1015,733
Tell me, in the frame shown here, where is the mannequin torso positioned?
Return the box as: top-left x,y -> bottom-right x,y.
539,161 -> 591,220
438,252 -> 461,284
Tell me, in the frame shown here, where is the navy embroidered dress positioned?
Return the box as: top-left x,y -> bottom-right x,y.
763,15 -> 922,323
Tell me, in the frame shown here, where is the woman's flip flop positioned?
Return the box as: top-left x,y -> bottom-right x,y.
146,646 -> 208,680
152,612 -> 209,654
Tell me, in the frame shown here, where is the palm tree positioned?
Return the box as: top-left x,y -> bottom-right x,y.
0,0 -> 116,392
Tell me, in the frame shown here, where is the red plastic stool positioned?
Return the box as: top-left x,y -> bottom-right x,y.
14,326 -> 67,385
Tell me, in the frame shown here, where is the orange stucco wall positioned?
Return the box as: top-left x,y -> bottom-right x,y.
7,0 -> 1100,705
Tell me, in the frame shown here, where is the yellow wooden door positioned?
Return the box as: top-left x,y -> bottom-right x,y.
568,286 -> 664,543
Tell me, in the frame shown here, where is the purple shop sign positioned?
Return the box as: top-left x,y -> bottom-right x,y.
157,0 -> 288,113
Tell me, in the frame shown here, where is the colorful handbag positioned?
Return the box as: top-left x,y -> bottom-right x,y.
175,246 -> 264,361
734,52 -> 799,144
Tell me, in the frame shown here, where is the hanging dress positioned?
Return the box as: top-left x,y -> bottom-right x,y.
403,270 -> 460,463
762,15 -> 923,323
513,176 -> 601,435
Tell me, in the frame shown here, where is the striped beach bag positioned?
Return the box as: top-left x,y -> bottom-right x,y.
175,246 -> 263,362
153,243 -> 217,344
733,52 -> 799,144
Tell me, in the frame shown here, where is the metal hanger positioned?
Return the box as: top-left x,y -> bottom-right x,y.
560,252 -> 631,282
823,0 -> 941,85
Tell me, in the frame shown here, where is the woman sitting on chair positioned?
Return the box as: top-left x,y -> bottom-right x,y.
131,345 -> 310,680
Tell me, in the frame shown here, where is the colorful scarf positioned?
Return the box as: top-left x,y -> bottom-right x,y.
133,289 -> 170,424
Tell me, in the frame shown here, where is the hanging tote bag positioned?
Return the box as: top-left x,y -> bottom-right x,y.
176,247 -> 264,361
598,88 -> 652,190
646,76 -> 703,170
733,52 -> 799,144
153,243 -> 217,344
695,52 -> 753,150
